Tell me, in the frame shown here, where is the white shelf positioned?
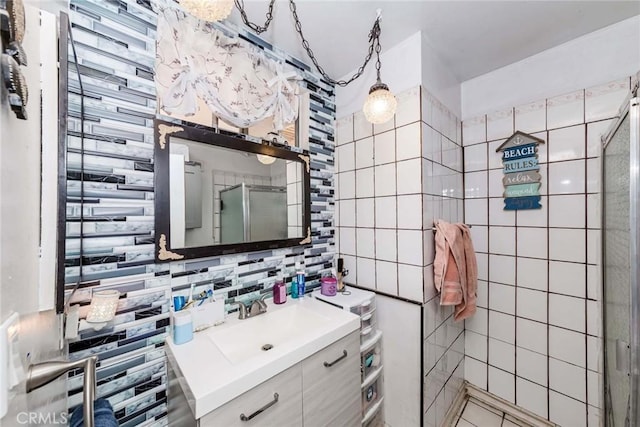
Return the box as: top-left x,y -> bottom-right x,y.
362,396 -> 384,426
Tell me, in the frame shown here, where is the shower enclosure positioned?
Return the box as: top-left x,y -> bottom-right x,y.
603,91 -> 639,426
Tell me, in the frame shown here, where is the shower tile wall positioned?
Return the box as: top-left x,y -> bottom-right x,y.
462,76 -> 632,426
335,86 -> 465,426
65,1 -> 335,425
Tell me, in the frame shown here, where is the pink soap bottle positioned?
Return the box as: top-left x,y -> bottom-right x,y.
273,281 -> 287,304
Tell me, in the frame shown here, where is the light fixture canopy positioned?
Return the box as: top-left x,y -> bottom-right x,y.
180,0 -> 233,22
257,154 -> 276,165
363,81 -> 397,125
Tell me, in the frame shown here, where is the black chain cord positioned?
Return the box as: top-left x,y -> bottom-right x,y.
234,0 -> 276,34
233,0 -> 382,87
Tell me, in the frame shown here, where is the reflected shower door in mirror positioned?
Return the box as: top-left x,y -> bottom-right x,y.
155,119 -> 311,262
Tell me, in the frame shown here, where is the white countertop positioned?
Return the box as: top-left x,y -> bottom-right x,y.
165,297 -> 360,419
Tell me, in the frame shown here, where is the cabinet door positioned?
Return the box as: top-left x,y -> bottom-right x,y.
200,365 -> 302,427
302,331 -> 361,427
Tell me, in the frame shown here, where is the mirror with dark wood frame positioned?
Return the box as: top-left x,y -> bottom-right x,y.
154,118 -> 312,262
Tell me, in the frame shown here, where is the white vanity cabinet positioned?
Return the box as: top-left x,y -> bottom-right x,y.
171,331 -> 361,427
200,365 -> 303,427
301,331 -> 361,427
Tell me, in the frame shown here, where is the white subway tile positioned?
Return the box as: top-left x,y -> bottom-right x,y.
548,159 -> 586,194
516,317 -> 548,355
338,170 -> 355,199
587,300 -> 601,337
488,169 -> 504,198
397,195 -> 423,229
585,77 -> 630,122
586,158 -> 600,194
549,228 -> 586,263
587,371 -> 602,408
489,254 -> 515,285
476,253 -> 489,281
488,366 -> 515,403
423,229 -> 435,265
587,335 -> 602,372
548,125 -> 585,162
547,89 -> 585,130
463,115 -> 487,146
397,158 -> 422,194
376,260 -> 398,296
516,377 -> 548,419
469,225 -> 488,254
516,227 -> 548,259
339,227 -> 356,255
355,136 -> 374,169
465,356 -> 488,389
356,228 -> 375,259
336,115 -> 354,145
489,338 -> 515,372
487,108 -> 514,141
587,265 -> 601,301
549,391 -> 587,427
464,143 -> 488,172
516,347 -> 548,386
398,264 -> 423,301
516,196 -> 548,227
356,257 -> 376,290
516,257 -> 548,291
396,122 -> 422,161
467,307 -> 488,335
374,163 -> 396,197
549,293 -> 586,333
465,198 -> 488,225
355,167 -> 374,198
515,99 -> 546,134
549,358 -> 587,402
586,119 -> 614,158
339,199 -> 355,227
489,226 -> 516,256
375,196 -> 396,228
516,287 -> 547,323
374,129 -> 396,165
587,194 -> 600,229
422,124 -> 442,163
465,330 -> 488,363
373,114 -> 395,135
549,326 -> 586,367
487,139 -> 505,170
356,198 -> 374,228
549,261 -> 587,298
465,171 -> 488,199
489,282 -> 515,315
375,229 -> 397,262
489,197 -> 516,226
588,405 -> 602,427
395,86 -> 421,127
423,264 -> 436,302
476,280 -> 489,308
489,311 -> 515,344
353,111 -> 373,140
397,229 -> 423,266
549,194 -> 586,228
336,142 -> 355,172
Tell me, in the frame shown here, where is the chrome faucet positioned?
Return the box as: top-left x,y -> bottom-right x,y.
232,295 -> 268,320
26,355 -> 98,427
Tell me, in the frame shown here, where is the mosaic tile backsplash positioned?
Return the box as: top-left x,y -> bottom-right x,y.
65,1 -> 336,424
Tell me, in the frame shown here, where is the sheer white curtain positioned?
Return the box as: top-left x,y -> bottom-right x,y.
155,0 -> 300,131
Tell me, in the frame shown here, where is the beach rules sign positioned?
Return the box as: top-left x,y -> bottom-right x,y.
496,131 -> 545,211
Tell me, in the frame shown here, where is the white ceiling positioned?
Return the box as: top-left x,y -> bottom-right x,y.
227,1 -> 640,82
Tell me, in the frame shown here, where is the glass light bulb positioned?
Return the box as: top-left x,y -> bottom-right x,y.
363,86 -> 397,124
180,0 -> 234,22
257,154 -> 276,165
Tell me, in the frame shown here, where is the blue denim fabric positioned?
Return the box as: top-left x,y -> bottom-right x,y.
69,398 -> 118,427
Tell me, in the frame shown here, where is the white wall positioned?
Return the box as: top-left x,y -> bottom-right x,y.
335,32 -> 422,118
420,32 -> 461,118
461,15 -> 640,120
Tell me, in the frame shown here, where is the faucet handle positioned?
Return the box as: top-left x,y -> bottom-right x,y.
231,301 -> 248,319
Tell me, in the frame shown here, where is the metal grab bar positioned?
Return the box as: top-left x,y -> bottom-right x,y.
26,355 -> 98,427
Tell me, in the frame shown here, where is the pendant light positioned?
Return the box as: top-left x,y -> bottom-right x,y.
180,0 -> 234,22
257,154 -> 276,165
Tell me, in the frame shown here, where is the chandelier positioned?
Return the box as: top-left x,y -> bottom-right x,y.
180,0 -> 397,124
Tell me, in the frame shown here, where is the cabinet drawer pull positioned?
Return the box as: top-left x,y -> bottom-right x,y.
239,393 -> 279,421
323,350 -> 348,368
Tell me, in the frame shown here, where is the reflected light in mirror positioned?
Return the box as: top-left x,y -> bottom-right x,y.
257,154 -> 277,165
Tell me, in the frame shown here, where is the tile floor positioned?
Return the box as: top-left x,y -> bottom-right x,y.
454,397 -> 537,427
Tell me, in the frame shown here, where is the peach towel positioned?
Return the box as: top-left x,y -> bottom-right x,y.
433,219 -> 478,321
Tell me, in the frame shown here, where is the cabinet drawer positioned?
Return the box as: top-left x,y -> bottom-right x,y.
302,331 -> 361,427
200,365 -> 302,427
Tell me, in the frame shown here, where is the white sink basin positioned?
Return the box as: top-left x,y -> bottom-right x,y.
206,303 -> 330,364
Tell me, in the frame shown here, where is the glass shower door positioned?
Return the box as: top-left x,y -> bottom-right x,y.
603,96 -> 640,427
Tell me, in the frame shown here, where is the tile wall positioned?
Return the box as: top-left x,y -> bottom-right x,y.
65,1 -> 335,425
462,75 -> 633,426
335,86 -> 465,426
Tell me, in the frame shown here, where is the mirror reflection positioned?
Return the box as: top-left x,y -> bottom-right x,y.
168,138 -> 305,249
